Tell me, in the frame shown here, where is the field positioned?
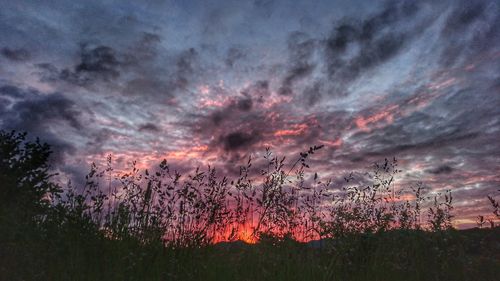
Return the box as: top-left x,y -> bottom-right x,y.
1,131 -> 499,281
2,224 -> 500,280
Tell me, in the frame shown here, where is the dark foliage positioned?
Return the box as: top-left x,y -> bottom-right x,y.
1,130 -> 499,280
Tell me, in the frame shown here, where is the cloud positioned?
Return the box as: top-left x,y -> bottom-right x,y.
61,44 -> 121,85
174,48 -> 199,90
439,1 -> 500,67
1,47 -> 31,61
33,32 -> 200,103
442,1 -> 486,34
278,31 -> 316,96
318,0 -> 436,97
225,46 -> 247,67
236,97 -> 253,111
0,85 -> 83,164
138,123 -> 160,132
74,44 -> 120,78
241,80 -> 270,100
427,165 -> 454,175
222,131 -> 260,151
0,85 -> 36,99
35,44 -> 121,86
301,81 -> 322,106
0,87 -> 82,132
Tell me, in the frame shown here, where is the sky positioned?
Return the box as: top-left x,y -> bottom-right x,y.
0,0 -> 499,227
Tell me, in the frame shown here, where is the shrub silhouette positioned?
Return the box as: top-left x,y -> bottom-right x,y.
0,131 -> 60,220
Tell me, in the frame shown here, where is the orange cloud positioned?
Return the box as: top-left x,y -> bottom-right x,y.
274,123 -> 309,137
428,77 -> 457,91
355,104 -> 398,132
262,92 -> 293,109
198,85 -> 210,95
198,97 -> 231,108
319,138 -> 343,148
165,145 -> 208,160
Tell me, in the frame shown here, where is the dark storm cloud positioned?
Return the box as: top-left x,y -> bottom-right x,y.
138,123 -> 160,132
0,85 -> 83,163
35,44 -> 121,86
196,100 -> 344,160
0,87 -> 82,132
427,165 -> 454,175
222,131 -> 260,151
207,98 -> 260,129
204,83 -> 267,129
74,44 -> 120,78
33,31 -> 198,101
1,47 -> 31,61
236,97 -> 253,111
192,89 -> 280,156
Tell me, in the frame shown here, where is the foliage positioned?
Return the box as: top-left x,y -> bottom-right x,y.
1,130 -> 499,281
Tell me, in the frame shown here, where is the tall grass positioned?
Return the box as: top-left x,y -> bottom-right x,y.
1,130 -> 499,281
53,146 -> 458,246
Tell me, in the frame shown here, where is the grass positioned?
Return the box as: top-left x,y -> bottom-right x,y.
3,224 -> 499,280
1,130 -> 499,280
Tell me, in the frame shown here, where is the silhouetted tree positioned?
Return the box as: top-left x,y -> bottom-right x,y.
0,130 -> 60,223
